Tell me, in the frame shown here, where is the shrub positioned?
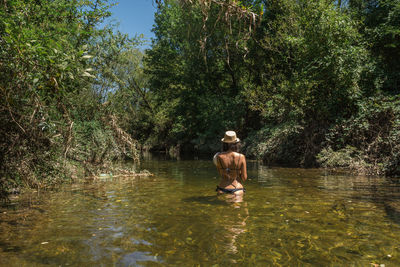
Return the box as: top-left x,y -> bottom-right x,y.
318,95 -> 400,175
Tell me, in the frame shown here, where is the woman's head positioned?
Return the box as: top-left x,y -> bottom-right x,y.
221,131 -> 240,152
222,142 -> 240,152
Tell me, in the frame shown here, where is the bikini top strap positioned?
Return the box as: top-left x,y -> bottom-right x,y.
236,153 -> 241,168
217,153 -> 242,171
217,153 -> 241,171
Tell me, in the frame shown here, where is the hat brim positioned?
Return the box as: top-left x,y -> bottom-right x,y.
221,138 -> 240,143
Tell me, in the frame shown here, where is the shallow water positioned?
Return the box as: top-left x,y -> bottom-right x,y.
1,155 -> 400,266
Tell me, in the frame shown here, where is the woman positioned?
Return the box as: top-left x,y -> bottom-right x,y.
214,131 -> 247,195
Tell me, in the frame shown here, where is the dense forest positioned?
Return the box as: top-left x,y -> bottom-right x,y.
1,0 -> 399,196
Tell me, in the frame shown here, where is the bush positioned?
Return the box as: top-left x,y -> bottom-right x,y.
318,95 -> 400,175
244,122 -> 303,165
317,146 -> 372,174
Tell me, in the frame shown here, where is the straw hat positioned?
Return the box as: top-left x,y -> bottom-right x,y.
221,131 -> 240,143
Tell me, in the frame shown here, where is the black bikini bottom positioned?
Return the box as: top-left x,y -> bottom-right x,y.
216,186 -> 245,194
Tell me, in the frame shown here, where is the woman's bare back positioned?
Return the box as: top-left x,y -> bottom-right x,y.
216,152 -> 247,189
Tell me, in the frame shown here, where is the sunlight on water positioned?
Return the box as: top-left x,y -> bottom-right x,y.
1,155 -> 400,266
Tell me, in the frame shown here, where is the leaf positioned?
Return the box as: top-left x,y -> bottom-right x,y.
82,72 -> 95,78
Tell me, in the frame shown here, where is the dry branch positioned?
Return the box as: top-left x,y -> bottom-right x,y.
104,114 -> 140,163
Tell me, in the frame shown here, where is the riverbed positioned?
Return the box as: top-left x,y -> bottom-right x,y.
1,155 -> 400,266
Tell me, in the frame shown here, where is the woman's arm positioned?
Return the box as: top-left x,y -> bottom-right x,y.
215,154 -> 224,177
213,152 -> 220,166
240,154 -> 247,182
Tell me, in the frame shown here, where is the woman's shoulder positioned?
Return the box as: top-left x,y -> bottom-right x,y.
214,152 -> 223,159
235,153 -> 246,163
215,151 -> 245,159
233,152 -> 245,157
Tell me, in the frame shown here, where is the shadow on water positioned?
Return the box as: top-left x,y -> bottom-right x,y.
181,195 -> 228,206
384,201 -> 400,224
0,241 -> 22,253
363,177 -> 400,225
382,178 -> 400,224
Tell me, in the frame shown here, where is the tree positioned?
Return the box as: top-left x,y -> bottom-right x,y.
145,0 -> 253,152
243,0 -> 367,165
0,0 -> 142,196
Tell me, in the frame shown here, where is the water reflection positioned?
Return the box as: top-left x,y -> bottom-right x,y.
218,192 -> 244,203
182,195 -> 227,205
256,164 -> 400,226
117,251 -> 162,266
220,201 -> 249,258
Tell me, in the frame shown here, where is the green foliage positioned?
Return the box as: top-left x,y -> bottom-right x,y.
0,0 -> 142,197
244,122 -> 303,165
145,0 -> 249,152
318,95 -> 400,175
1,0 -> 87,194
363,0 -> 400,93
245,0 -> 366,124
145,0 -> 400,176
237,0 -> 369,166
2,0 -> 400,198
317,146 -> 370,172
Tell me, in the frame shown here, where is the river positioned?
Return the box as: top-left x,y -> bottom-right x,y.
1,154 -> 400,266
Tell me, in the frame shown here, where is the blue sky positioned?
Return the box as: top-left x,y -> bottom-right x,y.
102,0 -> 158,49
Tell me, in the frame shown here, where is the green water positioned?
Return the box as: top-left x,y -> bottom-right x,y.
1,155 -> 400,266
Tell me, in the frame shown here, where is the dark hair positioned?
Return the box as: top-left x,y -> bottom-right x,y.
222,142 -> 240,152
